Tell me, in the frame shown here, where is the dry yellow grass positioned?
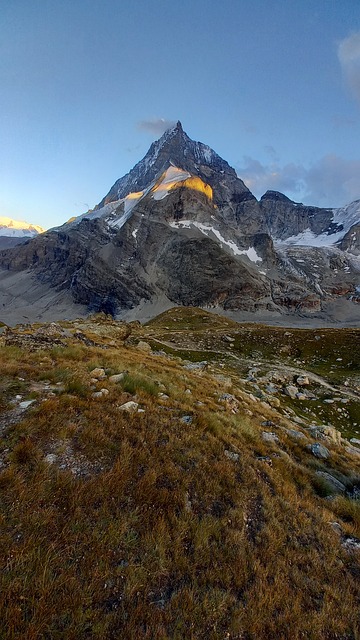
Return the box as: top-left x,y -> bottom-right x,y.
0,315 -> 359,639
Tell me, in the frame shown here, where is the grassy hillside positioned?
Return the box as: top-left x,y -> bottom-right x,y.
0,311 -> 359,639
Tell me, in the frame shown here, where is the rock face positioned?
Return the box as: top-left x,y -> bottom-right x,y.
0,123 -> 359,321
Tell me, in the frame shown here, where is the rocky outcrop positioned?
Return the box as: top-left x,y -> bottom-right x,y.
260,191 -> 334,239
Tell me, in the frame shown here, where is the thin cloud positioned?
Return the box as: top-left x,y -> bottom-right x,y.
338,31 -> 360,102
237,156 -> 306,198
237,154 -> 360,207
137,118 -> 177,136
305,154 -> 360,207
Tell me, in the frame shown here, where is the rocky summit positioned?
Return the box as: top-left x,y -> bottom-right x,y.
0,122 -> 359,324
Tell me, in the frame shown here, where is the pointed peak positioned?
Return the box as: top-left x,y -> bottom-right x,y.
160,120 -> 184,139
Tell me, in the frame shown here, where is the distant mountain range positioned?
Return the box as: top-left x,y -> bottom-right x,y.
0,122 -> 359,324
0,216 -> 44,249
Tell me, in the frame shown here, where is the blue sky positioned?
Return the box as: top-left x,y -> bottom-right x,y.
1,0 -> 360,229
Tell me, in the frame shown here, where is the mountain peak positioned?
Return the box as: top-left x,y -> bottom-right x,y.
98,123 -> 250,208
0,216 -> 44,237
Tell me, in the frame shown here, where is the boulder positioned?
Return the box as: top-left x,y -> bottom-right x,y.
307,443 -> 330,459
284,385 -> 298,399
315,471 -> 346,494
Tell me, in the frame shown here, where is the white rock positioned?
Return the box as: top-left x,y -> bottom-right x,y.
19,400 -> 36,409
92,388 -> 109,398
262,431 -> 279,443
224,450 -> 240,461
109,373 -> 126,383
119,401 -> 139,413
45,454 -> 57,464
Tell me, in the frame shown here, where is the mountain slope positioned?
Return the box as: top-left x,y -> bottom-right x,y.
0,311 -> 359,638
0,123 -> 359,324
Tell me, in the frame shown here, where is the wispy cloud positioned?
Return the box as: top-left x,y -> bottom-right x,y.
338,31 -> 360,103
237,154 -> 360,207
237,156 -> 306,198
137,118 -> 176,136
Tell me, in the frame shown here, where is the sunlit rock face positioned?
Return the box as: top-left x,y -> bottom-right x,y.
0,123 -> 359,321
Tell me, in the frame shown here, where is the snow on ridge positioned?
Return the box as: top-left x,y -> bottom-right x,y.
0,216 -> 44,237
152,167 -> 191,201
332,200 -> 360,234
169,219 -> 262,262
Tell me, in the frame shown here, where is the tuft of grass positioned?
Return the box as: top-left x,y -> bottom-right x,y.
64,377 -> 89,398
120,373 -> 159,397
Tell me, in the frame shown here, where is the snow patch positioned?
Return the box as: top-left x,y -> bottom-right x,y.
152,167 -> 191,201
169,220 -> 262,262
278,228 -> 346,248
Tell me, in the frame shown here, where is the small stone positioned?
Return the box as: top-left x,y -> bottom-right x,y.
184,361 -> 208,371
268,397 -> 281,408
285,429 -> 306,440
262,431 -> 279,443
119,401 -> 139,412
296,376 -> 310,386
109,372 -> 127,383
136,341 -> 152,352
219,393 -> 239,413
323,399 -> 335,404
349,438 -> 360,446
19,400 -> 36,409
307,443 -> 330,459
224,450 -> 239,461
92,388 -> 109,398
44,453 -> 57,464
90,368 -> 106,380
296,393 -> 307,400
181,415 -> 193,425
158,393 -> 169,400
284,385 -> 298,399
185,388 -> 192,394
